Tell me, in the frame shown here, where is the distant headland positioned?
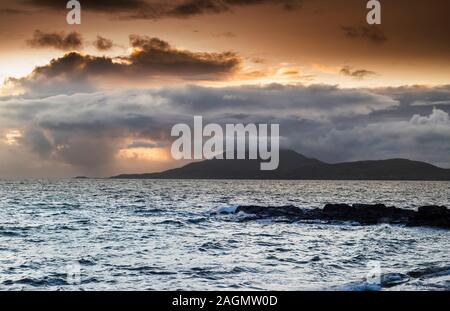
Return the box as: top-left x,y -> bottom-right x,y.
111,150 -> 450,181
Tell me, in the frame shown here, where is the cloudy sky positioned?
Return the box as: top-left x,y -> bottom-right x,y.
0,0 -> 449,177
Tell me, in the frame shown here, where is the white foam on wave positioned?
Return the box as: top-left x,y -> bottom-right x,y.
214,206 -> 238,214
330,282 -> 381,291
211,206 -> 257,220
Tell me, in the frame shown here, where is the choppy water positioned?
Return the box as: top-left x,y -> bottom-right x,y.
0,179 -> 449,291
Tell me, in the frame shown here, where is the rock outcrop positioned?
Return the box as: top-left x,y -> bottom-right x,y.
215,204 -> 450,229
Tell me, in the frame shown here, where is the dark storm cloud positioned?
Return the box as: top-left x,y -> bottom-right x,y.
6,35 -> 241,96
5,52 -> 115,96
341,25 -> 387,44
300,108 -> 450,166
375,85 -> 450,108
27,30 -> 83,51
166,0 -> 300,17
166,0 -> 230,17
340,66 -> 376,80
93,36 -> 114,51
0,8 -> 27,15
126,35 -> 240,75
3,84 -> 449,171
25,0 -> 302,19
228,0 -> 301,10
26,0 -> 151,12
19,129 -> 53,158
154,84 -> 397,118
0,90 -> 177,168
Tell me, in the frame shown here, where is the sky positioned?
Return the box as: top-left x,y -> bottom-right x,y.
0,0 -> 449,177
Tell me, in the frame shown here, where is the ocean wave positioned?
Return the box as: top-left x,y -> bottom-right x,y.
212,206 -> 238,215
333,266 -> 450,291
1,180 -> 449,290
210,204 -> 450,229
2,276 -> 68,287
332,273 -> 410,291
153,220 -> 184,226
2,274 -> 100,288
407,265 -> 450,279
133,208 -> 164,214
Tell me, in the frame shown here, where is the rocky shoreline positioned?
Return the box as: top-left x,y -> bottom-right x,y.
215,204 -> 450,229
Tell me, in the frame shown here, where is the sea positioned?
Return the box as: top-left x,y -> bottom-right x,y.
0,179 -> 449,291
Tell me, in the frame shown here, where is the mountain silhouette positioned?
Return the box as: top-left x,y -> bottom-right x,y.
111,150 -> 450,180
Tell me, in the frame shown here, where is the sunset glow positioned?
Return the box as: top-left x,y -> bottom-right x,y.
118,147 -> 172,162
0,0 -> 448,178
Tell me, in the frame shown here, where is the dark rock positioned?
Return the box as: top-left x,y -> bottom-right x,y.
418,205 -> 448,217
323,204 -> 352,214
410,205 -> 450,228
380,273 -> 410,288
323,203 -> 401,225
407,266 -> 450,279
227,204 -> 449,229
353,203 -> 388,210
236,205 -> 302,217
